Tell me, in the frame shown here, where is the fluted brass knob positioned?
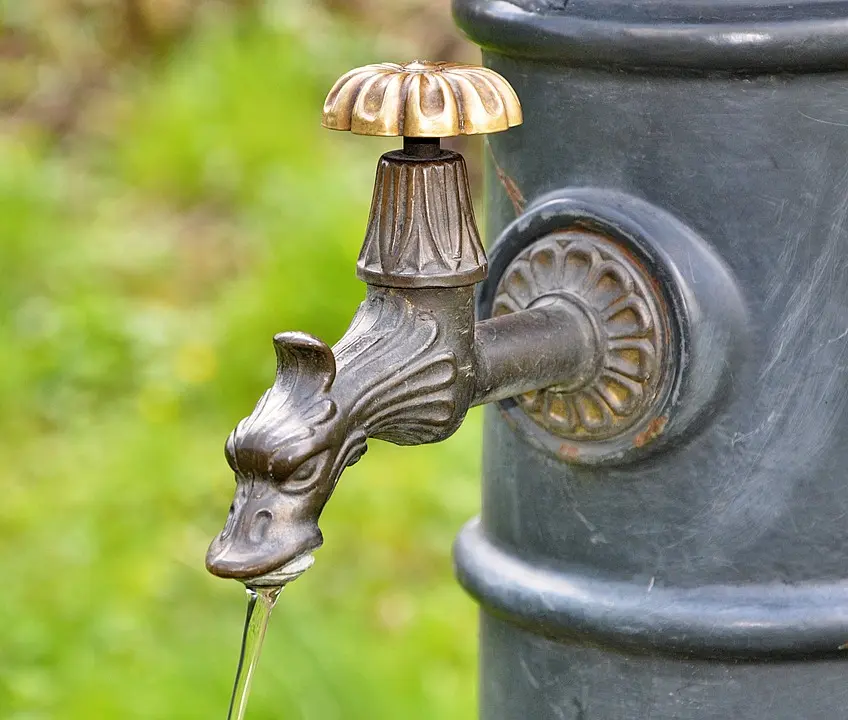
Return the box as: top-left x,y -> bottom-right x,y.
322,61 -> 522,138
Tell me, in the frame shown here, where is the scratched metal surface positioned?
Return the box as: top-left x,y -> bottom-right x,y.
483,60 -> 848,586
464,49 -> 848,720
480,616 -> 848,720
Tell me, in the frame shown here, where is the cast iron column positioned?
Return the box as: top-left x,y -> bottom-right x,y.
454,1 -> 848,718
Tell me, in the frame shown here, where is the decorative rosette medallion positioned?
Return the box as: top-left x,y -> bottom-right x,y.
493,230 -> 671,443
322,61 -> 522,137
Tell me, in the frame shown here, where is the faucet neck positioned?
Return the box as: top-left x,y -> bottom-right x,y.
331,285 -> 476,445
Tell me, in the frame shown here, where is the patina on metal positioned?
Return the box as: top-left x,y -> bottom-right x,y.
493,229 -> 670,446
206,60 -> 715,582
479,189 -> 745,465
206,61 -> 630,581
358,149 -> 487,287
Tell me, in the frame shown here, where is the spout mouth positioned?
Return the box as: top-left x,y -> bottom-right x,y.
205,528 -> 323,581
205,479 -> 324,581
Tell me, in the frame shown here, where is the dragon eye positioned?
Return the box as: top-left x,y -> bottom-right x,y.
284,456 -> 319,492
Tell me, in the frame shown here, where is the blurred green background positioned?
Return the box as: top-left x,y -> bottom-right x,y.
0,1 -> 487,717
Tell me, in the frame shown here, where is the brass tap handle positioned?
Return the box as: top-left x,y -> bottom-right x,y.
321,61 -> 522,138
321,61 -> 523,287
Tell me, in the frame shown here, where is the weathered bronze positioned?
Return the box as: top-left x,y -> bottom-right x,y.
493,229 -> 669,445
358,149 -> 486,287
206,61 -> 704,581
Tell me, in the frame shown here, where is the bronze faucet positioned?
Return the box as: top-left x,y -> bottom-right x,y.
205,62 -> 665,583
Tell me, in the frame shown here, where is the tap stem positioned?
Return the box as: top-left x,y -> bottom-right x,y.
402,136 -> 442,158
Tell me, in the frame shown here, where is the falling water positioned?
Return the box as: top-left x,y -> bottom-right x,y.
227,585 -> 281,720
226,554 -> 315,720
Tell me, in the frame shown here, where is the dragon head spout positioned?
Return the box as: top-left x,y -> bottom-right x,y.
206,332 -> 366,580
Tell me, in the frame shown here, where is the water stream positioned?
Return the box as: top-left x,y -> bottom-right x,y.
227,585 -> 282,720
226,553 -> 315,720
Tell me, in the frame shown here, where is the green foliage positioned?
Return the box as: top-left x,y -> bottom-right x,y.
0,8 -> 480,718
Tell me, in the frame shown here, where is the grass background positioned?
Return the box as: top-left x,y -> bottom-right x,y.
1,2 -> 486,717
